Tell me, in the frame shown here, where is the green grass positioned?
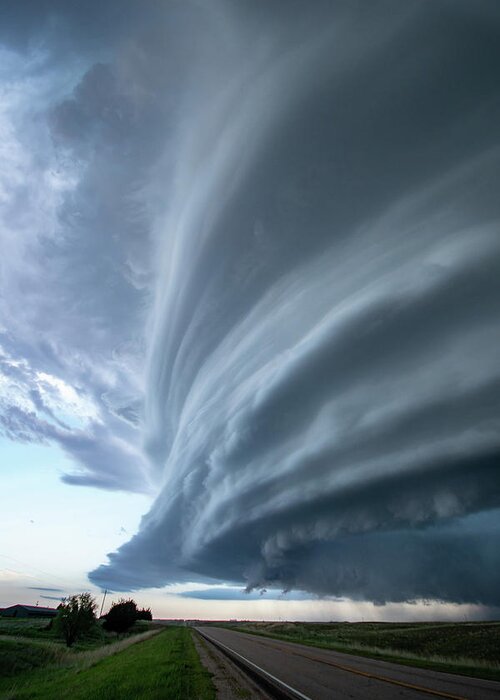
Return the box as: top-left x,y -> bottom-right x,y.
1,627 -> 215,700
221,621 -> 500,681
0,620 -> 53,642
0,639 -> 63,678
0,631 -> 159,685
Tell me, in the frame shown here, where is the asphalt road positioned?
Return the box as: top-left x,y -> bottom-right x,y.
196,626 -> 500,700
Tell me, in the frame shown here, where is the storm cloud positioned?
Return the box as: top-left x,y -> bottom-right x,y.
90,0 -> 500,605
1,1 -> 499,607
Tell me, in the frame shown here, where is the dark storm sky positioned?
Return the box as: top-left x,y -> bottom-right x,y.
0,0 -> 499,608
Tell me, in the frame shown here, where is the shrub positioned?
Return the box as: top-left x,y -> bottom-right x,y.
136,608 -> 153,621
103,599 -> 138,633
54,592 -> 97,647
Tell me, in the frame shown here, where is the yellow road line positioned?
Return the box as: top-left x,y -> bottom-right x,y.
287,648 -> 469,700
238,633 -> 470,700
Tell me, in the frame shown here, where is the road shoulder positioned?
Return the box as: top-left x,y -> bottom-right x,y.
192,629 -> 274,700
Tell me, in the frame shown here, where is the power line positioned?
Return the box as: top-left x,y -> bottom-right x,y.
0,553 -> 93,592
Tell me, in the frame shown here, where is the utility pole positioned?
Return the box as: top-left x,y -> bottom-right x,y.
99,589 -> 108,618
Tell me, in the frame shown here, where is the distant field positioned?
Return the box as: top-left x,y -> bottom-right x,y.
0,619 -> 53,642
223,621 -> 500,681
0,621 -> 215,699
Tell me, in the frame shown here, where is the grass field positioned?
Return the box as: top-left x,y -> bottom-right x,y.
223,621 -> 500,681
0,620 -> 53,642
0,625 -> 215,700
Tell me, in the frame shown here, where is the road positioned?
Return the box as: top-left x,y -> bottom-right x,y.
196,626 -> 500,700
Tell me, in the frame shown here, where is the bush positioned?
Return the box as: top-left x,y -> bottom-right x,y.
103,599 -> 138,633
136,608 -> 153,621
54,592 -> 97,647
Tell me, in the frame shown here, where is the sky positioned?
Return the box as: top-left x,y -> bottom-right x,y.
0,0 -> 499,621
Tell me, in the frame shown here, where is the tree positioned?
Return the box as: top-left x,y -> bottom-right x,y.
103,598 -> 138,633
54,592 -> 97,647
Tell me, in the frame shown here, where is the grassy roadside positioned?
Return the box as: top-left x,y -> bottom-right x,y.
0,617 -> 156,651
1,627 -> 215,700
218,621 -> 500,682
0,623 -> 162,680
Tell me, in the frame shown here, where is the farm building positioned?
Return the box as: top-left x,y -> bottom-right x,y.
1,604 -> 57,618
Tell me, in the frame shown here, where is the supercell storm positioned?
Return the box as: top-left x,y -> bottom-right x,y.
89,2 -> 500,605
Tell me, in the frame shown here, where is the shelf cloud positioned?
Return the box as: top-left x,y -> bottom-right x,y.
1,0 -> 499,607
90,1 -> 500,605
